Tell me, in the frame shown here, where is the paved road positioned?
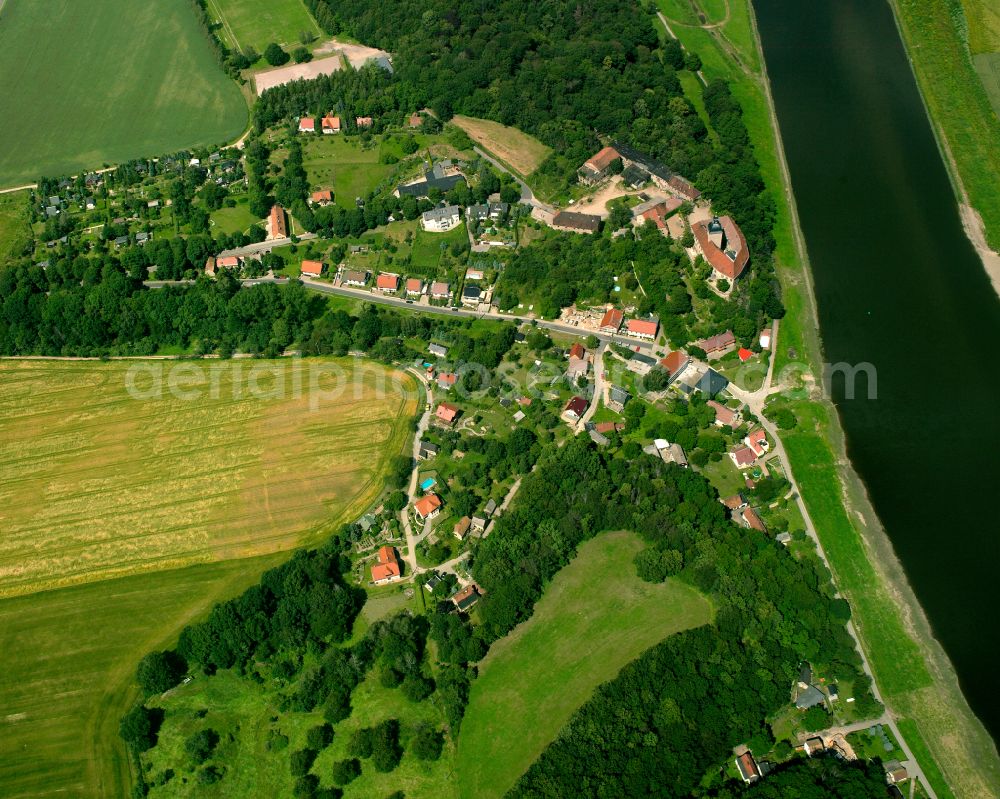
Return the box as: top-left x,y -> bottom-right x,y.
472,147 -> 555,214
578,341 -> 608,429
399,368 -> 433,576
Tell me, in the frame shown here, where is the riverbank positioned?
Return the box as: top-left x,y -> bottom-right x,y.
658,0 -> 1000,795
887,0 -> 1000,298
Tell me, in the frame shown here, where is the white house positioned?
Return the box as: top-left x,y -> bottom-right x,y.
421,205 -> 461,232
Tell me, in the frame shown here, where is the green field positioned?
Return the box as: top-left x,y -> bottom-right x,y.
457,531 -> 712,799
0,0 -> 248,188
410,223 -> 469,275
0,190 -> 32,260
0,359 -> 417,798
207,0 -> 321,53
300,136 -> 399,210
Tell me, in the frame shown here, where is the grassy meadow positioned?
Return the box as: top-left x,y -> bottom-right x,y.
457,531 -> 712,799
962,0 -> 1000,116
660,2 -> 1000,795
0,358 -> 417,799
0,190 -> 32,260
0,0 -> 247,188
207,0 -> 321,53
300,136 -> 398,210
450,116 -> 552,177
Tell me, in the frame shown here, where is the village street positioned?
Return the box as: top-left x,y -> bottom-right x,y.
578,341 -> 608,429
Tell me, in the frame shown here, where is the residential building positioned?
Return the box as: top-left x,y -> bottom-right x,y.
707,399 -> 739,427
659,350 -> 690,383
298,117 -> 316,133
454,516 -> 471,540
300,259 -> 324,277
321,115 -> 341,134
465,267 -> 485,281
355,116 -> 373,128
626,352 -> 657,375
452,583 -> 482,612
310,190 -> 333,205
414,493 -> 442,520
885,761 -> 909,785
745,428 -> 769,458
693,216 -> 749,282
667,175 -> 700,201
483,498 -> 497,516
632,197 -> 682,232
396,163 -> 467,198
408,113 -> 422,128
735,751 -> 761,784
437,372 -> 457,390
738,347 -> 754,363
421,205 -> 461,232
569,342 -> 586,360
268,205 -> 288,239
563,396 -> 588,420
722,493 -> 748,511
418,440 -> 439,460
696,330 -> 737,357
595,421 -> 625,435
430,281 -> 450,300
371,545 -> 401,584
796,685 -> 826,710
551,210 -> 601,234
626,317 -> 659,341
776,532 -> 792,546
611,141 -> 674,189
428,342 -> 448,358
406,278 -> 424,296
803,737 -> 826,756
577,146 -> 621,184
621,163 -> 649,188
471,515 -> 487,532
599,308 -> 625,334
342,269 -> 369,287
741,506 -> 766,531
461,285 -> 482,306
730,446 -> 757,469
760,329 -> 772,349
376,273 -> 400,292
436,402 -> 460,425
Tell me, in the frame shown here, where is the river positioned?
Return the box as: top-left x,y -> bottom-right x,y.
753,0 -> 1000,742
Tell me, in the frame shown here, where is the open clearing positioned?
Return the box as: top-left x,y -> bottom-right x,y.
207,0 -> 320,54
456,531 -> 712,799
254,54 -> 344,94
0,0 -> 247,188
0,359 -> 416,798
0,190 -> 32,260
451,116 -> 552,176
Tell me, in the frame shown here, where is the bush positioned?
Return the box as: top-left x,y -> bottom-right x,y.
293,46 -> 313,64
136,650 -> 186,694
197,765 -> 224,785
410,724 -> 444,761
119,705 -> 159,752
330,758 -> 362,786
634,548 -> 683,583
802,705 -> 830,730
185,728 -> 219,764
371,719 -> 402,772
347,727 -> 374,759
290,748 -> 318,776
293,774 -> 319,798
264,42 -> 290,66
306,723 -> 334,750
401,674 -> 435,702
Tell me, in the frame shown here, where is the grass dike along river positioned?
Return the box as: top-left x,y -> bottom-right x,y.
655,0 -> 1000,794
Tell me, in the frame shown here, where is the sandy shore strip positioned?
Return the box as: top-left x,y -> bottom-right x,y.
959,203 -> 1000,297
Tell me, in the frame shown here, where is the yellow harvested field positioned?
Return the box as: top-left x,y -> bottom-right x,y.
451,115 -> 552,176
0,359 -> 418,598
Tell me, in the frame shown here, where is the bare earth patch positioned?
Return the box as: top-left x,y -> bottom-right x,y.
254,54 -> 344,94
314,37 -> 392,69
451,115 -> 552,176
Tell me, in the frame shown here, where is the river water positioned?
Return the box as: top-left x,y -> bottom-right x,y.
753,0 -> 1000,741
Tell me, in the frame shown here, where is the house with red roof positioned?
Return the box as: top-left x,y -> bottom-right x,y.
414,493 -> 442,520
569,342 -> 586,360
268,205 -> 288,239
430,281 -> 450,300
578,146 -> 621,184
599,308 -> 624,334
437,372 -> 457,390
310,190 -> 333,206
707,399 -> 739,427
693,216 -> 749,283
626,317 -> 659,341
735,751 -> 761,784
632,197 -> 682,232
371,545 -> 402,584
300,259 -> 324,277
563,396 -> 588,420
738,347 -> 754,362
696,330 -> 737,357
408,113 -> 422,128
730,446 -> 757,469
745,428 -> 769,457
376,273 -> 399,293
321,115 -> 341,134
741,506 -> 767,532
298,117 -> 316,133
436,402 -> 460,424
452,583 -> 482,611
659,350 -> 690,383
405,278 -> 423,296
